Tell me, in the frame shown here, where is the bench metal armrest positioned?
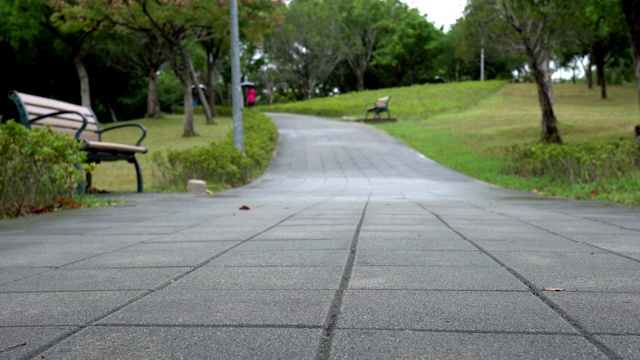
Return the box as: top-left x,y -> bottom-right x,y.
99,123 -> 147,146
30,111 -> 88,140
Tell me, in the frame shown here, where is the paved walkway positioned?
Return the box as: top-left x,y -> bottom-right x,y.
1,113 -> 639,359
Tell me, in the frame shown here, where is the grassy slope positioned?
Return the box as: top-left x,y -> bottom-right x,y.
92,114 -> 233,192
263,81 -> 640,204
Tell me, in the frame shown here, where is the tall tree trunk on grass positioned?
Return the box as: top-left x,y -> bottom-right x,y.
503,1 -> 562,144
74,53 -> 91,108
621,0 -> 640,112
147,66 -> 161,118
593,42 -> 607,99
180,79 -> 196,136
187,56 -> 214,124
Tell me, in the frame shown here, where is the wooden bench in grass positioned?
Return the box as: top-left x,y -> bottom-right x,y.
341,96 -> 396,123
8,90 -> 148,193
365,96 -> 391,120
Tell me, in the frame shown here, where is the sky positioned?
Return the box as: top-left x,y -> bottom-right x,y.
403,0 -> 467,31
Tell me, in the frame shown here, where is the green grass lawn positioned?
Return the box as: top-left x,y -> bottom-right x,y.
263,81 -> 640,204
92,114 -> 233,192
93,82 -> 639,204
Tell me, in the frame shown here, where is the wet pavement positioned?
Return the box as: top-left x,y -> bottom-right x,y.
0,113 -> 638,359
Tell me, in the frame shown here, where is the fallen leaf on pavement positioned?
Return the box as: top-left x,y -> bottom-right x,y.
239,205 -> 251,210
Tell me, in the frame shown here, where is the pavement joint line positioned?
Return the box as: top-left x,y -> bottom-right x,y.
486,207 -> 640,266
0,242 -> 148,289
57,241 -> 148,269
47,266 -> 196,270
28,201 -> 327,359
577,243 -> 640,265
331,327 -> 583,336
342,289 -> 530,293
418,203 -> 624,360
571,214 -> 640,233
315,193 -> 370,360
0,289 -> 155,294
91,323 -> 324,330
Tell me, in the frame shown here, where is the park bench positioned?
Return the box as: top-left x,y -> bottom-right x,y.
365,96 -> 391,119
8,90 -> 148,193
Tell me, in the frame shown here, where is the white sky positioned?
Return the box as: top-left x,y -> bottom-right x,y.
403,0 -> 467,31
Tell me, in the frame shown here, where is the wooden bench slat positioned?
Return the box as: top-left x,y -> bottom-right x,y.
30,124 -> 100,142
29,117 -> 100,134
19,93 -> 95,115
85,141 -> 147,154
24,104 -> 98,124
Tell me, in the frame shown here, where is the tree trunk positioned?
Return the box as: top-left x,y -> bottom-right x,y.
147,67 -> 162,118
74,54 -> 91,108
593,43 -> 607,99
181,79 -> 196,137
187,56 -> 214,124
586,51 -> 594,89
356,71 -> 365,92
542,49 -> 554,104
532,55 -> 562,144
621,0 -> 640,111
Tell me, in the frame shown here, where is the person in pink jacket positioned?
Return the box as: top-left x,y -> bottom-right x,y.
246,86 -> 257,108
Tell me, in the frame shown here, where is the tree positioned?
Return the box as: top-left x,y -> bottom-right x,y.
3,0 -> 107,108
372,1 -> 443,87
561,0 -> 627,98
621,0 -> 640,112
334,0 -> 387,91
101,32 -> 165,118
265,0 -> 343,100
464,0 -> 574,143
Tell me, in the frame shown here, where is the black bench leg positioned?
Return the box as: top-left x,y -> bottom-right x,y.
85,171 -> 93,193
131,156 -> 144,193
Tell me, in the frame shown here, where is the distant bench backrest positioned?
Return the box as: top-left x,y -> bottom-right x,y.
376,96 -> 389,108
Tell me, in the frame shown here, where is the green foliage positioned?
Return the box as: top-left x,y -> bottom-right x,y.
262,80 -> 507,120
157,70 -> 183,113
504,141 -> 640,185
152,110 -> 277,190
0,120 -> 86,218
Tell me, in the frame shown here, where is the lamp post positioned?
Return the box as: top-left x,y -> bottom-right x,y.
230,0 -> 244,153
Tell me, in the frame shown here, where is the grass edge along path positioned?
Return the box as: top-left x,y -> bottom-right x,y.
262,81 -> 640,206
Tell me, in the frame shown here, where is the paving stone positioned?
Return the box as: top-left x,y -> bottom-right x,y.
0,291 -> 143,326
174,266 -> 343,290
331,330 -> 607,359
596,335 -> 640,360
355,250 -> 496,267
65,242 -> 234,268
0,267 -> 51,286
547,292 -> 640,333
491,251 -> 640,270
0,268 -> 190,292
358,238 -> 475,252
337,290 -> 576,333
0,326 -> 77,360
211,249 -> 348,267
237,238 -> 352,250
99,289 -> 334,326
36,326 -> 321,360
349,266 -> 527,291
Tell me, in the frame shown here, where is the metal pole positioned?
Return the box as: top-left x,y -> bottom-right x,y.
480,40 -> 485,82
230,0 -> 244,153
480,49 -> 485,81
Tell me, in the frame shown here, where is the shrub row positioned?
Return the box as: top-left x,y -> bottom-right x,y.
152,110 -> 278,190
0,120 -> 85,218
503,140 -> 640,186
